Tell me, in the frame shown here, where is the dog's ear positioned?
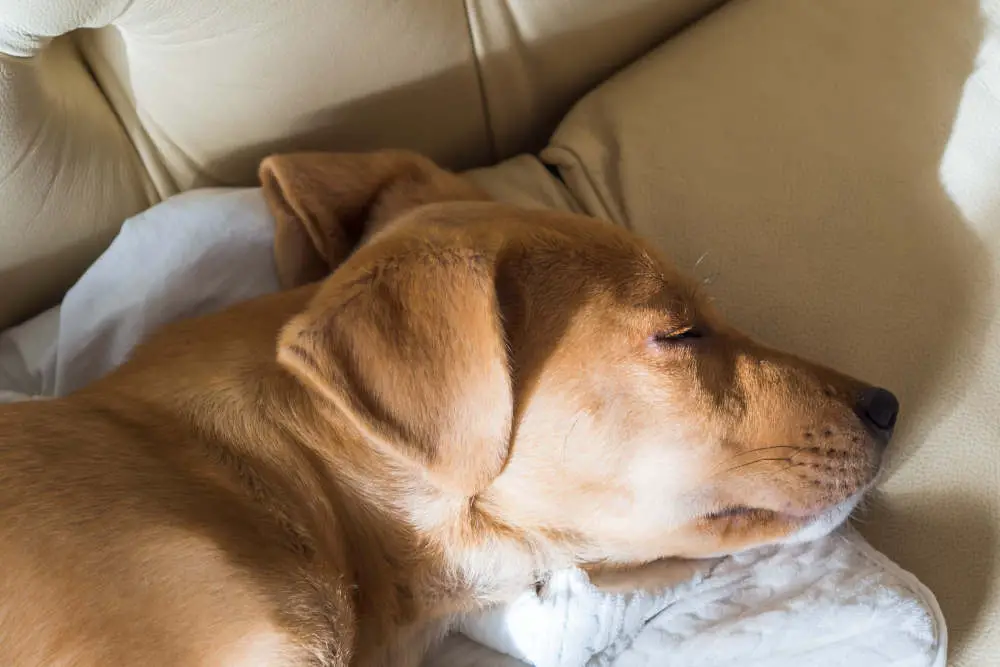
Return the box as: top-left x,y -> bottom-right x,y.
278,235 -> 515,497
259,150 -> 488,288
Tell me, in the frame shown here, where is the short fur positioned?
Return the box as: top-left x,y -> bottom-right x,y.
0,150 -> 892,666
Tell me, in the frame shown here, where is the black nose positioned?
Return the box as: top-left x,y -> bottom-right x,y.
855,387 -> 900,435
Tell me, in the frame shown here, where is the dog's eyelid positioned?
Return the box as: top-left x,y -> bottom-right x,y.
651,324 -> 707,344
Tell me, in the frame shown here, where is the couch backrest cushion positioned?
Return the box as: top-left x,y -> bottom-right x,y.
0,0 -> 723,327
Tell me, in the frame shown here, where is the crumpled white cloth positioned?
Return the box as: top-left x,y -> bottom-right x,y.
0,189 -> 946,667
455,530 -> 946,667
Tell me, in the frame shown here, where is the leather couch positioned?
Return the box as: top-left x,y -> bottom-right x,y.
2,1 -> 998,663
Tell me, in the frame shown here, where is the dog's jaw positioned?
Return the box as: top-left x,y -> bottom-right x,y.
780,489 -> 867,545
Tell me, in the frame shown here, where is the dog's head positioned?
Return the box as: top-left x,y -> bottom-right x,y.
260,150 -> 897,566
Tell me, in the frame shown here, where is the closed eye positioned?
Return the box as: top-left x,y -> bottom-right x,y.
652,327 -> 704,343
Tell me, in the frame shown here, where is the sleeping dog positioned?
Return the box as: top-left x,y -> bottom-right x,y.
0,150 -> 897,666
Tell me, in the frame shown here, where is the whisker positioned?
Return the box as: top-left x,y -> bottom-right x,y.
562,414 -> 583,463
849,512 -> 871,526
711,445 -> 803,473
777,460 -> 808,473
786,446 -> 807,462
712,456 -> 793,478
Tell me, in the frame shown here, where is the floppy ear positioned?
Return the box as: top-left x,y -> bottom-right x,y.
278,240 -> 515,497
258,149 -> 488,288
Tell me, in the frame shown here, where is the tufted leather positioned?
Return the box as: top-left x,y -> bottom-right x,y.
0,0 -> 722,328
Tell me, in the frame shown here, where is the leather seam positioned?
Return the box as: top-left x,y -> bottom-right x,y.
461,0 -> 499,163
71,30 -> 166,202
542,145 -> 626,229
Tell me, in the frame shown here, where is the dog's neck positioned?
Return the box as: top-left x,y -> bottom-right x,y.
273,391 -> 570,665
293,393 -> 562,602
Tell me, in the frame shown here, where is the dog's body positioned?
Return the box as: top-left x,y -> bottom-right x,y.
1,283 -> 484,666
0,152 -> 898,666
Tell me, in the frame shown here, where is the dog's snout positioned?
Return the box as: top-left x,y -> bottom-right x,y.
855,387 -> 899,437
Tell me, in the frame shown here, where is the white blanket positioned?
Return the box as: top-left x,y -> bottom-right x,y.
0,189 -> 947,667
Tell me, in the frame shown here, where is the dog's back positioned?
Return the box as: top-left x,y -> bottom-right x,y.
0,298 -> 355,666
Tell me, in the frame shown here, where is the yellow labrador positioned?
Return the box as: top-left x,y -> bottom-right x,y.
0,151 -> 898,666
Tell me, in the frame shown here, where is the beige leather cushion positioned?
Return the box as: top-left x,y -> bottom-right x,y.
0,36 -> 155,330
467,0 -> 725,159
466,155 -> 584,215
73,0 -> 723,191
0,0 -> 721,329
544,1 -> 1000,663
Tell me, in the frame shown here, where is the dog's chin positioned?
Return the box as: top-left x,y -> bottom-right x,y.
780,489 -> 868,545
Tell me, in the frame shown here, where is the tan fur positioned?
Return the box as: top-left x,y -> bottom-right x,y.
0,150 -> 892,666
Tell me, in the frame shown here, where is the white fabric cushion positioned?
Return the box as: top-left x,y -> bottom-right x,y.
461,529 -> 944,667
0,160 -> 944,667
543,1 -> 1000,663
